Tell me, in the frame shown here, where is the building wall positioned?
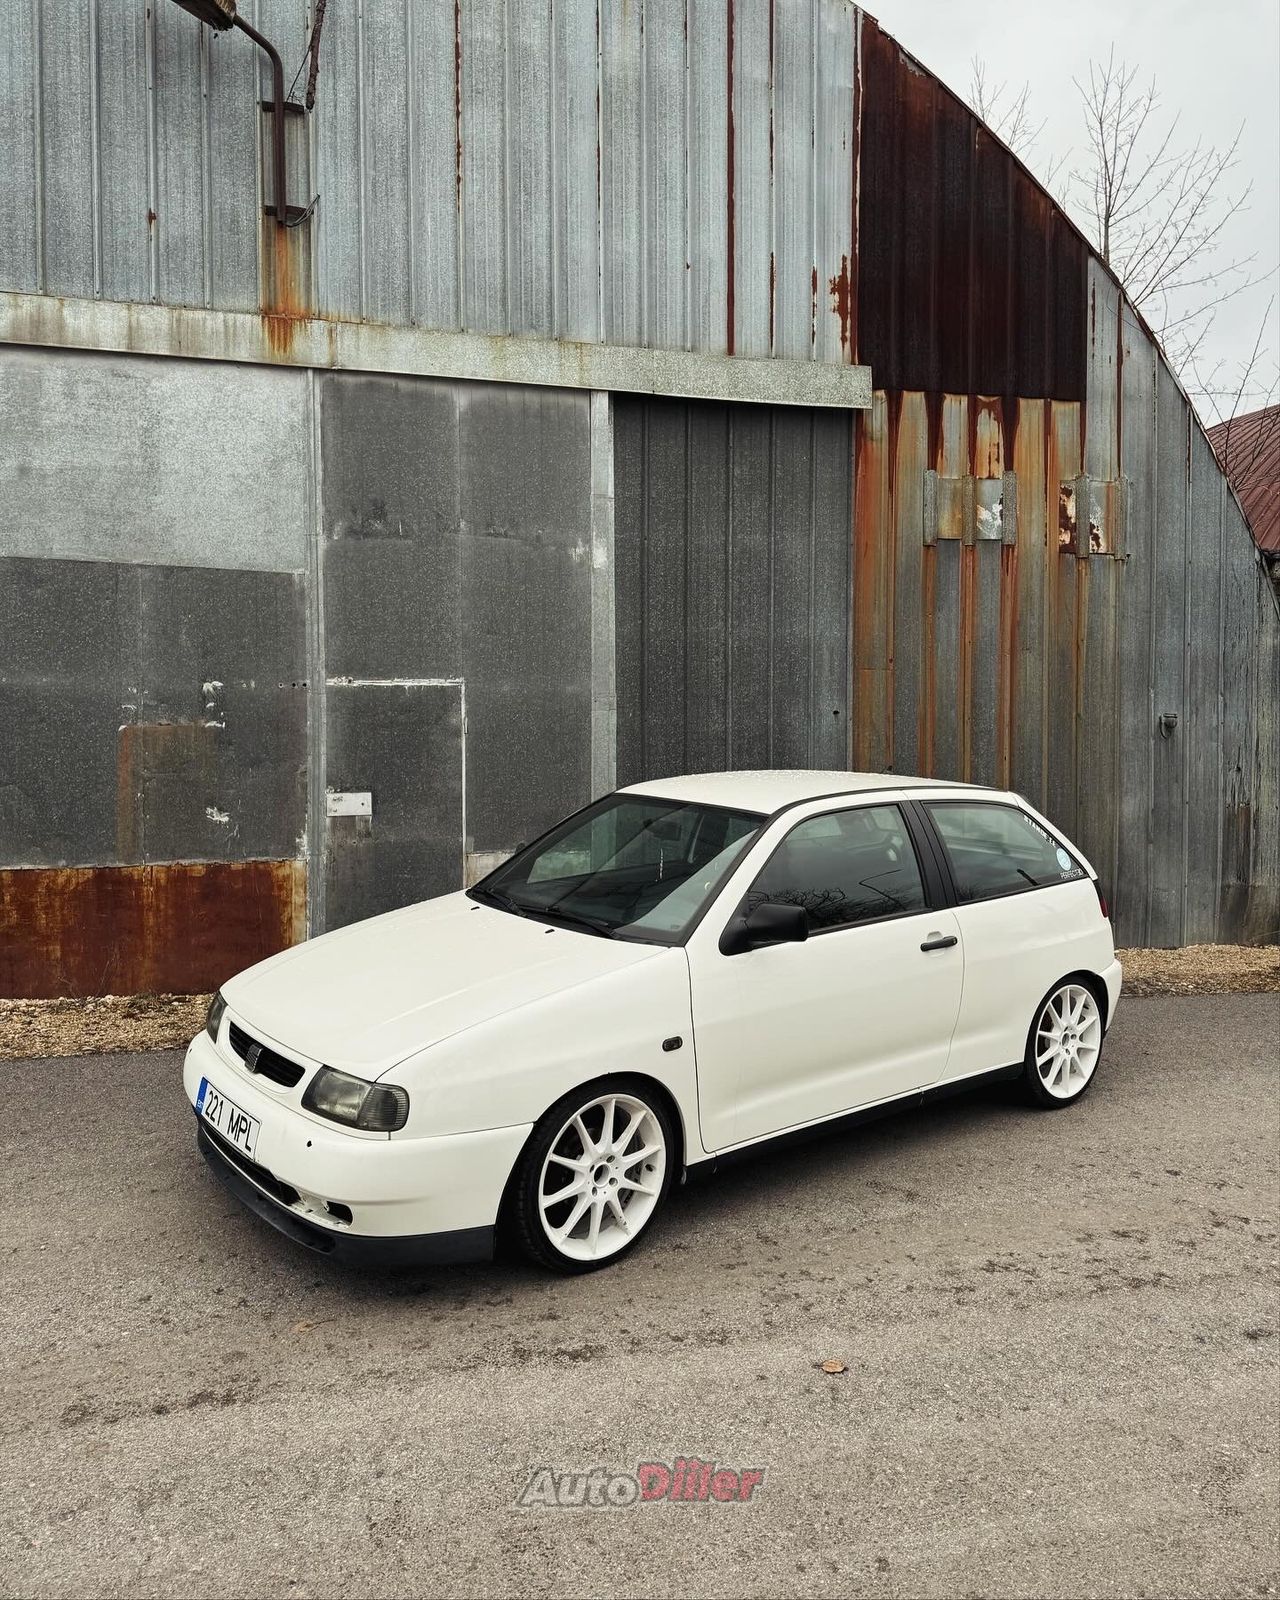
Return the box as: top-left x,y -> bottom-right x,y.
1,2 -> 1276,993
0,346 -> 602,994
0,0 -> 859,365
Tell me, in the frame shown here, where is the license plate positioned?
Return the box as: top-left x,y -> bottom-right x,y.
197,1077 -> 260,1160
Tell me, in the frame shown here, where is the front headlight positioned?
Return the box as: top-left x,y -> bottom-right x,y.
302,1066 -> 410,1132
206,990 -> 228,1043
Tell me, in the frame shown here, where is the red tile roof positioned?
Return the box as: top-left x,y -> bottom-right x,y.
1208,405 -> 1280,554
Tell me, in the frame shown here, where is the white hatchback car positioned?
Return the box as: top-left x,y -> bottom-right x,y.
186,771 -> 1121,1273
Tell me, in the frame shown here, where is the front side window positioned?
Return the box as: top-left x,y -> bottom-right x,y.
744,804 -> 927,932
472,794 -> 763,944
927,802 -> 1086,903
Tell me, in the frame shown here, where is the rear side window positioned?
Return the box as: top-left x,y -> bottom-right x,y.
745,804 -> 927,932
927,802 -> 1086,903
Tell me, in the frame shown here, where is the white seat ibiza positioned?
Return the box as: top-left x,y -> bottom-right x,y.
185,771 -> 1122,1273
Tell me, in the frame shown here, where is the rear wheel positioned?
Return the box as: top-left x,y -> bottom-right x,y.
509,1079 -> 673,1273
1019,979 -> 1105,1108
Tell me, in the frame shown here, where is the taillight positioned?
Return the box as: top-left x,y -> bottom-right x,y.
1094,880 -> 1109,920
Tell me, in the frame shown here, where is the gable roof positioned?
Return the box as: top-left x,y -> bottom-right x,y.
1207,406 -> 1280,554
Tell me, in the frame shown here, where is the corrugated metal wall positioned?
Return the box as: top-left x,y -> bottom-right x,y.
0,0 -> 860,363
848,20 -> 1280,949
613,397 -> 852,782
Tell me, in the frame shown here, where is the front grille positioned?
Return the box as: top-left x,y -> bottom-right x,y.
202,1121 -> 301,1208
228,1021 -> 306,1088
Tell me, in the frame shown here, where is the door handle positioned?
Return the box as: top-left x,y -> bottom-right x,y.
920,933 -> 958,952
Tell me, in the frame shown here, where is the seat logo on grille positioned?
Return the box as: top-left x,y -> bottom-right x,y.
245,1042 -> 263,1073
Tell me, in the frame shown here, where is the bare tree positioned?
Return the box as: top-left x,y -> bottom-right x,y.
1068,47 -> 1263,380
968,57 -> 1043,161
968,48 -> 1274,414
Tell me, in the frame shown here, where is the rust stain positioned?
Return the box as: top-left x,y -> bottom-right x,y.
725,0 -> 736,355
768,252 -> 776,353
828,255 -> 853,357
972,396 -> 1004,478
116,722 -> 217,863
1058,482 -> 1077,551
262,221 -> 308,357
810,264 -> 818,350
0,861 -> 306,1000
146,208 -> 157,227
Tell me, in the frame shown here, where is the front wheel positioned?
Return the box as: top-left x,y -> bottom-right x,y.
1018,979 -> 1105,1108
508,1079 -> 674,1273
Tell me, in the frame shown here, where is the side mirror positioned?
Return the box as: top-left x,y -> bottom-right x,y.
719,901 -> 809,956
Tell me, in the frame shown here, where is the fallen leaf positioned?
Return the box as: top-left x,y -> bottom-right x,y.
291,1318 -> 317,1334
820,1358 -> 847,1374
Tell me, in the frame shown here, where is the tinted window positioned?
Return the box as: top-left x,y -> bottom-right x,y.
474,795 -> 762,943
927,802 -> 1086,902
745,805 -> 926,932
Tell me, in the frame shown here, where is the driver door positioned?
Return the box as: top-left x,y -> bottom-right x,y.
687,802 -> 963,1151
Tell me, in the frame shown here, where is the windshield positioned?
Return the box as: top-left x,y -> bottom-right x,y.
469,794 -> 764,943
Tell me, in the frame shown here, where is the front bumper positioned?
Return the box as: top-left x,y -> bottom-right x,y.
196,1119 -> 495,1265
184,1029 -> 532,1265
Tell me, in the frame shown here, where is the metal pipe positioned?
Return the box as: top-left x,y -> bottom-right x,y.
232,11 -> 287,225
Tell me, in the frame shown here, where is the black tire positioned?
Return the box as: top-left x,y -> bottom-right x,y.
507,1076 -> 676,1274
1017,975 -> 1107,1109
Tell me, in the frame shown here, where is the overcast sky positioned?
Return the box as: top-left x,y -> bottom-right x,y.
867,0 -> 1279,419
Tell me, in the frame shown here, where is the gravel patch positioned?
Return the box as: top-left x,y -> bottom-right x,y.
0,993 -> 210,1061
1,943 -> 1275,1060
1118,943 -> 1280,998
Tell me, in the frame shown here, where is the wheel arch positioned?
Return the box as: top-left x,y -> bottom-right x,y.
495,1069 -> 690,1236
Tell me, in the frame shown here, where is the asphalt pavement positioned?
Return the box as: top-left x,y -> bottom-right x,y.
1,993 -> 1277,1599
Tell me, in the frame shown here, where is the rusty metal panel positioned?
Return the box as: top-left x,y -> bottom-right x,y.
1011,398 -> 1048,811
891,392 -> 929,775
855,13 -> 1088,400
0,860 -> 305,999
614,395 -> 852,783
853,394 -> 892,770
0,346 -> 310,572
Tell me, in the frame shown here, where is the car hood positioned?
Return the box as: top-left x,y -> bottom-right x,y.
222,892 -> 661,1075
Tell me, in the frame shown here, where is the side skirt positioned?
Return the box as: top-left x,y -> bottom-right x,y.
683,1062 -> 1023,1183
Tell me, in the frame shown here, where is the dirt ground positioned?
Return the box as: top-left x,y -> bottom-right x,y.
1,944 -> 1275,1061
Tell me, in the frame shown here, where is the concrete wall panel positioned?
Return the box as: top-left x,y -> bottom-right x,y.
0,346 -> 309,572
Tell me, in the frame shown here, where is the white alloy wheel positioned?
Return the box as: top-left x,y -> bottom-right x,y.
1034,983 -> 1103,1100
536,1092 -> 668,1264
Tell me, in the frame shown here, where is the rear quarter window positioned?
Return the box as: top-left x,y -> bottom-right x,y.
927,802 -> 1087,904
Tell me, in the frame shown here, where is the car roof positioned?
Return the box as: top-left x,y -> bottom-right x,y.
619,769 -> 994,815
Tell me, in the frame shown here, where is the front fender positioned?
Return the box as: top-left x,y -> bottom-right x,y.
390,945 -> 702,1155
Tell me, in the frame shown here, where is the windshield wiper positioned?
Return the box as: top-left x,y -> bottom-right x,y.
529,906 -> 616,939
469,885 -> 531,918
